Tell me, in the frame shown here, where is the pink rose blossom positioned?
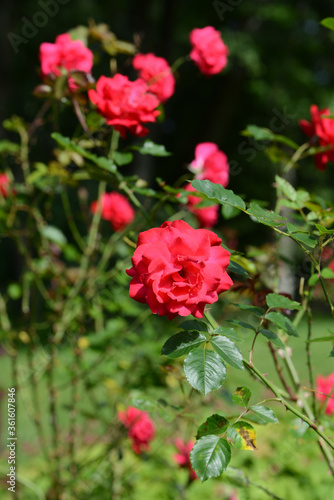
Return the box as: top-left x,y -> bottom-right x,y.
299,105 -> 334,170
133,53 -> 175,102
189,142 -> 229,187
90,192 -> 135,232
88,74 -> 160,138
189,26 -> 229,76
39,33 -> 93,78
315,373 -> 334,414
173,438 -> 197,480
0,174 -> 11,197
183,183 -> 219,228
118,406 -> 155,454
126,220 -> 233,320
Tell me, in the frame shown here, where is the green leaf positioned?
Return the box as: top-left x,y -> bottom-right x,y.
113,151 -> 133,166
232,387 -> 252,407
0,140 -> 20,155
190,436 -> 231,482
242,125 -> 298,149
212,327 -> 240,342
315,224 -> 334,235
184,349 -> 227,396
260,329 -> 285,349
222,204 -> 241,220
227,421 -> 257,450
250,405 -> 278,424
287,223 -> 317,248
266,293 -> 301,310
179,319 -> 208,332
210,336 -> 244,370
265,311 -> 298,337
321,17 -> 334,31
196,414 -> 230,439
275,175 -> 297,201
132,140 -> 171,156
307,335 -> 334,343
247,202 -> 286,227
321,267 -> 334,279
51,133 -> 117,173
191,179 -> 245,210
40,225 -> 67,247
330,348 -> 334,357
161,331 -> 207,359
228,260 -> 250,279
232,303 -> 265,317
227,320 -> 257,331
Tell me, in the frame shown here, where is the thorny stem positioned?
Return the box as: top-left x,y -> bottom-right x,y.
268,343 -> 297,401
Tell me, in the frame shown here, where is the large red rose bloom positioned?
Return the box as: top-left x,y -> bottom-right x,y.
189,26 -> 229,76
126,220 -> 233,320
88,74 -> 160,138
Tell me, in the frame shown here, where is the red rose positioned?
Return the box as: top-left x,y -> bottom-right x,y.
299,105 -> 334,170
118,406 -> 155,454
90,192 -> 135,232
39,33 -> 93,77
0,173 -> 11,197
189,27 -> 229,76
88,74 -> 160,138
183,183 -> 219,228
173,438 -> 197,480
126,220 -> 233,320
315,373 -> 334,415
133,53 -> 175,103
189,142 -> 229,187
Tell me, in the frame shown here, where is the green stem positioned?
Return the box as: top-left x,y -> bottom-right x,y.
244,360 -> 334,450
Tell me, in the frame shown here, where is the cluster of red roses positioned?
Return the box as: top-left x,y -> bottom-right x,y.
39,26 -> 228,137
38,26 -> 229,233
118,406 -> 197,479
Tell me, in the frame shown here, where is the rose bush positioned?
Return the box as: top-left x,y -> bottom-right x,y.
126,220 -> 233,320
173,439 -> 197,480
